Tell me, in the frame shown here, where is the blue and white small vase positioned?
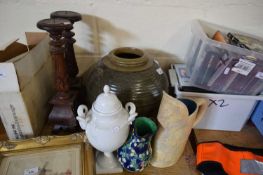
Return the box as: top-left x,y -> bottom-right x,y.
117,117 -> 157,172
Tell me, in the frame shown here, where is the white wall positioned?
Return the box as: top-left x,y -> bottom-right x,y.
1,0 -> 263,70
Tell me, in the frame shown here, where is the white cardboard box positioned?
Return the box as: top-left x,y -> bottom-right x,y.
0,34 -> 54,139
169,68 -> 263,131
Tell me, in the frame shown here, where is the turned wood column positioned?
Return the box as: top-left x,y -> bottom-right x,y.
50,11 -> 82,85
37,18 -> 78,133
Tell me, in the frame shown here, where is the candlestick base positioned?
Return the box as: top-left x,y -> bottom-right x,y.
48,91 -> 78,133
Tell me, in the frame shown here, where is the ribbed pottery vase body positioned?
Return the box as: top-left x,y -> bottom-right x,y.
82,47 -> 168,118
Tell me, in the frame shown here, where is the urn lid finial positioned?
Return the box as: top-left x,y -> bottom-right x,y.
103,85 -> 110,94
93,85 -> 122,114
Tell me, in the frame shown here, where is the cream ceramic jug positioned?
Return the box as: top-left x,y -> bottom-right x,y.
151,91 -> 208,168
76,85 -> 137,173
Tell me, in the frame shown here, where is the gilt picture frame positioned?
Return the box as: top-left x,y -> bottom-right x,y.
0,133 -> 94,175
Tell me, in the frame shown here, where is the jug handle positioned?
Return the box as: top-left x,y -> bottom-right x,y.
193,98 -> 208,127
125,102 -> 138,125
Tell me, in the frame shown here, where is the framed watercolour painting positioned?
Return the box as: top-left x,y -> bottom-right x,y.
0,133 -> 94,175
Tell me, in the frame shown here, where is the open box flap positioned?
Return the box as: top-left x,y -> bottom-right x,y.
0,32 -> 48,63
14,35 -> 51,91
0,38 -> 19,51
0,33 -> 49,92
25,32 -> 48,49
0,41 -> 28,63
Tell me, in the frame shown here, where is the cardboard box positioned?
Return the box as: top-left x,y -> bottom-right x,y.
169,67 -> 263,131
0,33 -> 54,139
251,101 -> 263,136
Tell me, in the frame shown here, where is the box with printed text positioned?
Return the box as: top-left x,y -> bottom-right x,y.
0,33 -> 54,139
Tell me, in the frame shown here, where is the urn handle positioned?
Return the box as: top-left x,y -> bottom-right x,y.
125,102 -> 138,124
76,105 -> 92,130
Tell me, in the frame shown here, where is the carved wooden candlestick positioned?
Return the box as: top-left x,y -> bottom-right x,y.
37,18 -> 78,133
50,11 -> 82,86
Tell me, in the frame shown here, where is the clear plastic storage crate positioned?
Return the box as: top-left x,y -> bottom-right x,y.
186,20 -> 263,95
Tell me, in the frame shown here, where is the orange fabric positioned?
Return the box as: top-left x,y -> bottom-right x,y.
197,142 -> 263,175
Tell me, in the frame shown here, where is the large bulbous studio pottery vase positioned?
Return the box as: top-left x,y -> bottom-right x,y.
117,117 -> 157,172
82,47 -> 169,118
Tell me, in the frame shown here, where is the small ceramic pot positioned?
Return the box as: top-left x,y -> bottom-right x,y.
117,117 -> 157,172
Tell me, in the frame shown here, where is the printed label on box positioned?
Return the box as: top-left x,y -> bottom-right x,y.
255,72 -> 263,79
224,67 -> 230,75
9,104 -> 24,139
232,59 -> 256,76
24,167 -> 39,175
0,72 -> 6,79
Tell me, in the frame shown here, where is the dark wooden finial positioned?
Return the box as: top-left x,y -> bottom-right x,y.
50,11 -> 82,23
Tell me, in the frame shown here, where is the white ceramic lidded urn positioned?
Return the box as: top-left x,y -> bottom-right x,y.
76,85 -> 137,174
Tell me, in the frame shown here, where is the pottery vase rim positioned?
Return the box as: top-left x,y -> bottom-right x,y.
162,91 -> 198,117
177,98 -> 197,116
134,117 -> 157,140
103,47 -> 153,72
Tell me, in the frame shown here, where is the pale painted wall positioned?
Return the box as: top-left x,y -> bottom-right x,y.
1,0 -> 263,71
